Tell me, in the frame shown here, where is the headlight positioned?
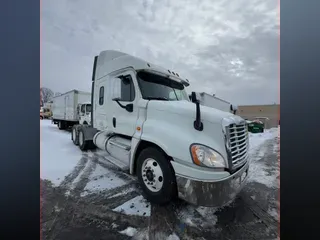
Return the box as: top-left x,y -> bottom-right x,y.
190,144 -> 226,168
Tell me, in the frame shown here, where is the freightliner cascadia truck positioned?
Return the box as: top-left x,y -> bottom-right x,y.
71,50 -> 250,207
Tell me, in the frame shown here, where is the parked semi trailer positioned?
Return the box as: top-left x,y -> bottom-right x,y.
52,90 -> 92,130
71,50 -> 250,207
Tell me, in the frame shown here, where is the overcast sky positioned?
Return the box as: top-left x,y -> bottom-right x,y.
41,0 -> 279,105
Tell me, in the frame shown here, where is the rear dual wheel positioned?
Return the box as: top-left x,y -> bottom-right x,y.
78,130 -> 88,150
58,121 -> 65,130
77,128 -> 95,151
71,126 -> 79,145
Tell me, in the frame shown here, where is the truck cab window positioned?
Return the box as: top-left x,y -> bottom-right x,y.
99,86 -> 104,105
86,104 -> 92,113
137,71 -> 189,101
118,75 -> 135,102
81,105 -> 85,113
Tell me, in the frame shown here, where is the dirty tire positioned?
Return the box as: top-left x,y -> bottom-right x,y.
58,121 -> 64,130
71,126 -> 79,145
78,129 -> 89,151
136,147 -> 177,205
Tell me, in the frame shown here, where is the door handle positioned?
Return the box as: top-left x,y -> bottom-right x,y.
113,117 -> 116,128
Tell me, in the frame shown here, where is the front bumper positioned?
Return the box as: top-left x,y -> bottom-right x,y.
176,160 -> 249,207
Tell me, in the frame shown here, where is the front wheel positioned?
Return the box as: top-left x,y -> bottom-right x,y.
136,147 -> 177,205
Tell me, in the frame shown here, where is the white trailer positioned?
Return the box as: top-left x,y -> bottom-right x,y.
193,92 -> 230,112
52,90 -> 92,130
71,50 -> 249,207
191,92 -> 238,114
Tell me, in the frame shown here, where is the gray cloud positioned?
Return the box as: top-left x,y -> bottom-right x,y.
41,0 -> 279,105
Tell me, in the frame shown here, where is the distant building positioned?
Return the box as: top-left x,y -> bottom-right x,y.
238,104 -> 280,129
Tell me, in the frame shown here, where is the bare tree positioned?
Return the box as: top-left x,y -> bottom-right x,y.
54,92 -> 62,97
40,87 -> 54,103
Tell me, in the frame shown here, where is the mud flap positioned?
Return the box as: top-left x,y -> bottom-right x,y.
80,125 -> 99,141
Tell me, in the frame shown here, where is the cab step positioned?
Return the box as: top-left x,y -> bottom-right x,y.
102,152 -> 130,171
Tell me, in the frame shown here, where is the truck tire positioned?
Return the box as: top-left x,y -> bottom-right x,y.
71,126 -> 79,145
58,121 -> 64,130
78,129 -> 90,151
136,147 -> 177,205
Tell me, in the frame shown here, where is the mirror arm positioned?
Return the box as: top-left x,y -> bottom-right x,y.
114,100 -> 126,109
115,100 -> 133,113
112,98 -> 133,112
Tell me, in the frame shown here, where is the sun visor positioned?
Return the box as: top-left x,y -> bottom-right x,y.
141,69 -> 190,87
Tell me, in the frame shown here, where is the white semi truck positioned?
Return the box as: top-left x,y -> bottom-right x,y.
52,90 -> 92,130
71,50 -> 249,207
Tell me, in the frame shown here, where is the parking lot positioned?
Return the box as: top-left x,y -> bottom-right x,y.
40,120 -> 279,240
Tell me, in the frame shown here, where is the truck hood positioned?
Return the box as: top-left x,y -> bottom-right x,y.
147,100 -> 236,124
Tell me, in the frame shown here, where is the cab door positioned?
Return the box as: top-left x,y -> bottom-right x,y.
94,78 -> 108,130
110,70 -> 139,137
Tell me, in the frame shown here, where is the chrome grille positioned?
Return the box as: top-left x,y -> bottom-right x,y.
226,123 -> 249,167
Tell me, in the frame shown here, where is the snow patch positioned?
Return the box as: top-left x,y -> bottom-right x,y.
256,144 -> 267,158
69,158 -> 92,190
113,195 -> 151,217
40,120 -> 83,186
86,150 -> 95,158
249,128 -> 279,153
83,174 -> 126,193
54,205 -> 62,212
65,190 -> 71,197
268,207 -> 279,221
108,187 -> 135,199
132,229 -> 149,240
167,233 -> 180,240
247,157 -> 278,188
273,140 -> 279,154
247,127 -> 280,188
119,227 -> 137,237
81,164 -> 127,196
177,205 -> 218,228
111,223 -> 118,229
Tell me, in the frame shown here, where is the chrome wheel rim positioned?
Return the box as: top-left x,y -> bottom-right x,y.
141,158 -> 163,192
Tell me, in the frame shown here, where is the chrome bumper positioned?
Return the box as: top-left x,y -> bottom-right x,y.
176,161 -> 249,207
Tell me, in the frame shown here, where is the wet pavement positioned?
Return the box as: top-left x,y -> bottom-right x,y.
41,134 -> 279,240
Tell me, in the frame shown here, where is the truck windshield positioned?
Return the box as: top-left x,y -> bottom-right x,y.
137,71 -> 189,101
86,104 -> 92,113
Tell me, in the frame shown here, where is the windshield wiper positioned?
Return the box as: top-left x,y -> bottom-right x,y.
144,97 -> 169,101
